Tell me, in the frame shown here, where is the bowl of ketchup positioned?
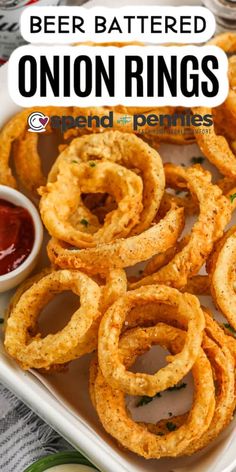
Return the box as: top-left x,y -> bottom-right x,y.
0,185 -> 43,293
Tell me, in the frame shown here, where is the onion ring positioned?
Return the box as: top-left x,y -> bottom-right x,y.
182,275 -> 210,296
47,206 -> 184,275
4,268 -> 126,373
93,323 -> 214,459
143,236 -> 188,277
192,34 -> 236,177
192,105 -> 236,178
65,269 -> 127,366
180,313 -> 235,454
142,315 -> 235,456
4,270 -> 101,370
204,307 -> 236,363
0,107 -> 70,189
159,191 -> 198,217
206,56 -> 236,143
207,226 -> 236,330
48,130 -> 165,235
222,56 -> 236,124
100,269 -> 127,313
4,268 -> 52,324
130,164 -> 231,289
98,284 -> 205,396
13,131 -> 46,194
39,160 -> 143,247
208,32 -> 236,52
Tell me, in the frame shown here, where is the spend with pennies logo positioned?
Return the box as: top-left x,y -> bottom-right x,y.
116,115 -> 132,126
28,111 -> 49,133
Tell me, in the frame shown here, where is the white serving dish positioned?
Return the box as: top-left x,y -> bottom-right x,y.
1,19 -> 236,472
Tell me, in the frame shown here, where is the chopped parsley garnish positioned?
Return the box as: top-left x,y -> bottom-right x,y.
71,160 -> 78,164
223,323 -> 236,336
167,382 -> 187,392
89,161 -> 96,167
80,218 -> 89,227
191,156 -> 205,164
136,392 -> 162,407
230,193 -> 236,203
166,422 -> 177,432
175,189 -> 184,195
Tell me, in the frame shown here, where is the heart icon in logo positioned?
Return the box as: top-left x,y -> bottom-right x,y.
39,116 -> 49,127
28,112 -> 50,133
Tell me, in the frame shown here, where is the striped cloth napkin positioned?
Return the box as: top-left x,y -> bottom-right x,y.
0,383 -> 73,472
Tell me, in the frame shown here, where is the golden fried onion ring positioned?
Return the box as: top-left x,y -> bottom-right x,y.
141,314 -> 235,456
192,105 -> 236,178
4,270 -> 101,370
4,268 -> 52,325
222,55 -> 236,124
192,34 -> 236,177
47,206 -> 184,275
207,226 -> 236,330
39,160 -> 143,248
160,190 -> 198,217
66,268 -> 127,365
131,164 -> 231,289
4,268 -> 127,374
208,32 -> 236,52
207,56 -> 236,144
182,275 -> 210,296
48,130 -> 165,236
0,107 -> 70,189
13,131 -> 46,194
100,269 -> 127,313
98,285 -> 205,396
93,323 -> 215,459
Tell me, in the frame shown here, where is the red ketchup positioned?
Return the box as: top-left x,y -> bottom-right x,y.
0,199 -> 35,276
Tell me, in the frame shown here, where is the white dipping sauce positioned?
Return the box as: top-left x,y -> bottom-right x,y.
48,465 -> 96,472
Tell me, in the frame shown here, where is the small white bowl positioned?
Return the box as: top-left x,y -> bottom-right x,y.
0,185 -> 43,293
